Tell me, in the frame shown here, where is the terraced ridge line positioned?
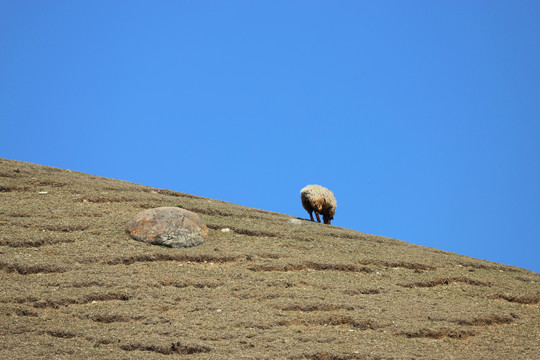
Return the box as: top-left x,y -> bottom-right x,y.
398,277 -> 491,288
398,328 -> 475,340
0,261 -> 67,275
119,341 -> 212,355
104,253 -> 238,266
359,259 -> 436,271
491,293 -> 540,304
9,292 -> 133,309
248,262 -> 373,273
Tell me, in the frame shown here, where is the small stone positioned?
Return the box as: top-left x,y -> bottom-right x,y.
38,191 -> 48,195
221,228 -> 231,233
125,207 -> 208,248
288,219 -> 302,225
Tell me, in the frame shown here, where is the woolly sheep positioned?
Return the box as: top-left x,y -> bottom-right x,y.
300,185 -> 336,225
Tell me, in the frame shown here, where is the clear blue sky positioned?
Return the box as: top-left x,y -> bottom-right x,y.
1,1 -> 539,273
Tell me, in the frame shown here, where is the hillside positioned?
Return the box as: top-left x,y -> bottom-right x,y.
0,158 -> 538,359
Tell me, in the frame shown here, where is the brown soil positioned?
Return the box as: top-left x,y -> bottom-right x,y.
1,158 -> 539,359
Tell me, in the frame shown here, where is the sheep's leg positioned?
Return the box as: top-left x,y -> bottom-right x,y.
308,211 -> 315,222
315,212 -> 321,223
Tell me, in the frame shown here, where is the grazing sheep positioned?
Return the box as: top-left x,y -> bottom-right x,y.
300,185 -> 336,225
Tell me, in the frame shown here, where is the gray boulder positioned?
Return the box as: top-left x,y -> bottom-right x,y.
125,207 -> 208,248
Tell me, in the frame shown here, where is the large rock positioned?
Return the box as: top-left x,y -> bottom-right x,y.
125,207 -> 208,248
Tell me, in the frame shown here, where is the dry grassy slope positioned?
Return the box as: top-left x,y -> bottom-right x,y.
0,158 -> 538,360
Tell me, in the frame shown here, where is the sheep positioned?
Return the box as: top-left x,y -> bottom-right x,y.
300,184 -> 336,225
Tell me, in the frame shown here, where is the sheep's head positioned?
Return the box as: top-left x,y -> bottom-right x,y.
323,207 -> 336,225
312,199 -> 325,213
